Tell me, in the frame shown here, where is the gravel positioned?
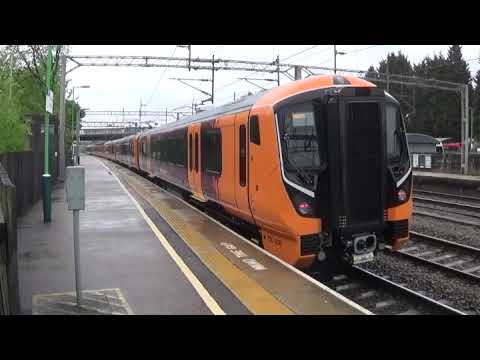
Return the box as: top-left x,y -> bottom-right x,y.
412,214 -> 480,249
359,251 -> 480,314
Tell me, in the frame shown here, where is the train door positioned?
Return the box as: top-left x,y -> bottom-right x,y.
188,124 -> 206,201
247,111 -> 263,220
234,111 -> 254,222
132,136 -> 139,169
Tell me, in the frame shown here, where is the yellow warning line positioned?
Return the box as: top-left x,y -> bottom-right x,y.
105,160 -> 292,315
98,160 -> 225,315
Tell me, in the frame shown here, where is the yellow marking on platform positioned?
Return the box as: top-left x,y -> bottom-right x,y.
98,160 -> 225,315
105,161 -> 292,315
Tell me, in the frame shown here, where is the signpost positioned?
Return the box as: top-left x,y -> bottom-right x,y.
42,47 -> 53,223
66,166 -> 85,306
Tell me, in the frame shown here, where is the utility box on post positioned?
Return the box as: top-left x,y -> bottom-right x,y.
66,166 -> 85,210
65,166 -> 85,305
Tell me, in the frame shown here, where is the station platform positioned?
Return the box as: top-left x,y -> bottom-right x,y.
17,154 -> 368,315
413,170 -> 480,191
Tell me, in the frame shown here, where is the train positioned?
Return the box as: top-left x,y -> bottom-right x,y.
87,74 -> 413,270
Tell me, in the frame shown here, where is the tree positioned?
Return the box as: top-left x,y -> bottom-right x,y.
0,45 -> 71,153
8,45 -> 69,93
365,51 -> 416,127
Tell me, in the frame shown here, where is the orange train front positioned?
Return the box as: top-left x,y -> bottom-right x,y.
88,74 -> 413,269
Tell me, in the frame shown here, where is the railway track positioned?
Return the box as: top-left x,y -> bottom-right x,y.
414,189 -> 480,205
391,231 -> 480,283
309,266 -> 464,315
413,209 -> 480,227
414,195 -> 480,213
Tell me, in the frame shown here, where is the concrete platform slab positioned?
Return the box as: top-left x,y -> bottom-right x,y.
18,155 -> 248,315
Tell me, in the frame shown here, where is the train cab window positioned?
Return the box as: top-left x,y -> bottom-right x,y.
239,125 -> 246,187
385,102 -> 410,180
277,103 -> 322,191
202,129 -> 222,175
385,103 -> 407,162
194,133 -> 199,172
189,134 -> 193,171
249,115 -> 260,145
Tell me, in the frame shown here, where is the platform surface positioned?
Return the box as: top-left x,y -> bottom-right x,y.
18,156 -> 248,315
414,170 -> 480,182
17,154 -> 368,315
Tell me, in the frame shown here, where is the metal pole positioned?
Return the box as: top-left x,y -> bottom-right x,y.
76,107 -> 80,165
294,66 -> 302,80
71,87 -> 75,147
472,107 -> 475,149
59,55 -> 66,180
165,108 -> 168,125
465,85 -> 469,175
73,209 -> 82,305
211,55 -> 215,104
42,46 -> 53,223
276,55 -> 280,86
334,45 -> 337,74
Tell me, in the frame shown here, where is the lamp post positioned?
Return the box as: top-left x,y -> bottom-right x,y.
333,45 -> 346,74
42,46 -> 53,223
70,85 -> 90,165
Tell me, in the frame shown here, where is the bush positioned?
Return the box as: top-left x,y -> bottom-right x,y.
0,93 -> 26,153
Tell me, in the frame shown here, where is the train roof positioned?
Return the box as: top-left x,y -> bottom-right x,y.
138,74 -> 377,137
139,90 -> 267,137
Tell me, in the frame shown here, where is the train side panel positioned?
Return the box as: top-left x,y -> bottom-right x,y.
248,106 -> 320,267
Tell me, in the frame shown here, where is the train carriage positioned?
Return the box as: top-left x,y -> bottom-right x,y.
95,74 -> 412,269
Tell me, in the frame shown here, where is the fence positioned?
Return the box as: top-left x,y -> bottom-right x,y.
0,163 -> 19,314
0,113 -> 60,314
412,152 -> 480,176
0,114 -> 60,217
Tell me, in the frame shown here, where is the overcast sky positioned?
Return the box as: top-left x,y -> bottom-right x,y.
61,45 -> 480,126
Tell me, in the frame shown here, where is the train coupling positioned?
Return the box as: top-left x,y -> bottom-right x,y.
345,233 -> 378,265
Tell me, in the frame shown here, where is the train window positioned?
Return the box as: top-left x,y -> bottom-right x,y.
239,125 -> 246,187
385,103 -> 406,161
195,133 -> 199,172
249,115 -> 260,145
189,134 -> 193,171
278,103 -> 322,190
202,129 -> 222,175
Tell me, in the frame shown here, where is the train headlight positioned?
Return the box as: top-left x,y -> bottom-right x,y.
298,202 -> 312,216
397,189 -> 407,202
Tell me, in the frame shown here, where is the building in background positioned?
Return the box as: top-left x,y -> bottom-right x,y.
406,133 -> 440,169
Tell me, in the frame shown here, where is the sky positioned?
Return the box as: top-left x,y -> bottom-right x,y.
48,45 -> 480,127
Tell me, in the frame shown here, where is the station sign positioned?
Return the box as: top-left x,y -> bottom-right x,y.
46,90 -> 53,114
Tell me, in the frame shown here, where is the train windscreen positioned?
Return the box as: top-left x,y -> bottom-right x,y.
385,103 -> 410,182
277,102 -> 324,192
